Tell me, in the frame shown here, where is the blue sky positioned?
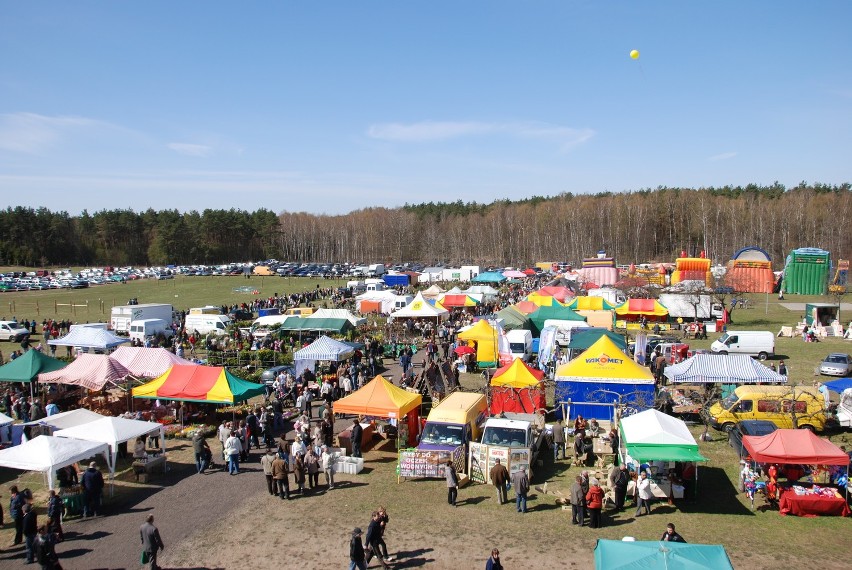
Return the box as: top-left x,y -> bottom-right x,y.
1,1 -> 850,215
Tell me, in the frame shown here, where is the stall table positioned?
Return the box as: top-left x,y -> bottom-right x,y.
338,423 -> 374,456
60,486 -> 85,517
779,489 -> 850,517
627,477 -> 685,500
132,454 -> 166,482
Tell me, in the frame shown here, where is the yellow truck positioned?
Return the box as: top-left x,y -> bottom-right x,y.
418,392 -> 488,454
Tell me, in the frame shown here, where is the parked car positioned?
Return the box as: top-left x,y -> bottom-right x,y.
260,365 -> 296,387
0,321 -> 30,342
819,353 -> 852,376
728,419 -> 778,458
228,309 -> 254,322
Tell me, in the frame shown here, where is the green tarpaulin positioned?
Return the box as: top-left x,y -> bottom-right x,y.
528,304 -> 585,335
0,350 -> 67,383
279,318 -> 353,334
624,443 -> 707,462
496,306 -> 531,331
566,329 -> 626,351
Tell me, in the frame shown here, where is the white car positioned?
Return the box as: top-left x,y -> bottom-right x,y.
0,321 -> 30,342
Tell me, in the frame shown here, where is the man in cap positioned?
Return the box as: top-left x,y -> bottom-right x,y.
81,461 -> 105,517
349,527 -> 366,570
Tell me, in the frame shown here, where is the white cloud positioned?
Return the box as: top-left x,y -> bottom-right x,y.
0,112 -> 99,153
708,152 -> 737,162
366,120 -> 594,149
168,142 -> 212,157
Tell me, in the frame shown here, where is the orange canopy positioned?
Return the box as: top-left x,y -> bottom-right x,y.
332,375 -> 422,419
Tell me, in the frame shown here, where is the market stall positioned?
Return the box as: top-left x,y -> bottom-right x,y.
332,375 -> 422,448
664,353 -> 787,385
488,358 -> 546,415
457,319 -> 502,368
555,336 -> 655,421
109,346 -> 193,378
0,349 -> 67,385
0,434 -> 110,490
131,364 -> 265,404
594,539 -> 734,570
38,353 -> 131,391
620,409 -> 707,500
742,429 -> 850,517
293,335 -> 356,377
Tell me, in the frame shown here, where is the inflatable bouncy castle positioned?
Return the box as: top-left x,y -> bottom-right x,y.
725,247 -> 774,293
576,251 -> 619,287
781,248 -> 830,295
670,251 -> 712,286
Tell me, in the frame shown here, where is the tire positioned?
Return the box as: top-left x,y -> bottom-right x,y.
721,423 -> 735,433
720,351 -> 728,356
757,352 -> 768,361
798,424 -> 815,432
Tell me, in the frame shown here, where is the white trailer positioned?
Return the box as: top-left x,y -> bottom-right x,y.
658,293 -> 723,321
110,303 -> 174,334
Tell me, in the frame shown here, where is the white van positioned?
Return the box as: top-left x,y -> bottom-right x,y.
506,329 -> 533,362
184,314 -> 231,336
129,318 -> 174,343
710,330 -> 775,360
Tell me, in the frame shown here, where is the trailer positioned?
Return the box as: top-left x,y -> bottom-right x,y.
110,303 -> 174,334
658,293 -> 723,321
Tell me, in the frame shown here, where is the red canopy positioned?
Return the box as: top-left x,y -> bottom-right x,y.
742,429 -> 849,465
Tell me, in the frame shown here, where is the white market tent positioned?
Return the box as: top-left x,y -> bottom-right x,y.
54,416 -> 164,476
38,353 -> 131,390
307,308 -> 367,327
664,354 -> 787,384
420,284 -> 446,300
0,435 -> 110,490
293,335 -> 356,376
619,409 -> 707,463
48,327 -> 130,350
25,408 -> 105,431
356,290 -> 410,314
110,346 -> 193,378
389,292 -> 449,320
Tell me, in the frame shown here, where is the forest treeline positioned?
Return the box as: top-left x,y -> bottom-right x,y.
2,182 -> 851,268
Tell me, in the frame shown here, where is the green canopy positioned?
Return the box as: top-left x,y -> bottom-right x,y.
620,409 -> 707,463
566,329 -> 626,351
496,306 -> 531,331
528,304 -> 585,335
0,350 -> 67,383
594,539 -> 734,570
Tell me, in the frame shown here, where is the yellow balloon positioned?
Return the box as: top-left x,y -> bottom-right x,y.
630,49 -> 640,60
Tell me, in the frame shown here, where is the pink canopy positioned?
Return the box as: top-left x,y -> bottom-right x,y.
39,354 -> 131,391
110,347 -> 192,378
742,429 -> 849,465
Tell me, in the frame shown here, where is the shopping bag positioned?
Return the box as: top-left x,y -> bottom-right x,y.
141,550 -> 151,564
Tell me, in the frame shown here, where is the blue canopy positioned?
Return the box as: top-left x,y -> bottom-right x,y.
594,539 -> 734,570
823,378 -> 852,393
471,271 -> 507,284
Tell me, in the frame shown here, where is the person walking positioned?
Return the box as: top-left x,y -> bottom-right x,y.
224,430 -> 242,475
305,447 -> 320,491
613,465 -> 629,511
445,460 -> 459,507
661,522 -> 687,542
511,466 -> 530,513
365,511 -> 391,569
271,451 -> 290,500
552,419 -> 565,461
635,471 -> 653,516
375,506 -> 395,563
586,478 -> 604,528
139,514 -> 165,570
46,489 -> 64,541
22,503 -> 38,564
260,448 -> 277,495
9,485 -> 25,545
485,548 -> 503,570
570,475 -> 586,526
351,419 -> 363,458
192,431 -> 211,474
349,527 -> 367,570
321,445 -> 336,489
81,462 -> 105,517
490,459 -> 509,505
34,524 -> 60,570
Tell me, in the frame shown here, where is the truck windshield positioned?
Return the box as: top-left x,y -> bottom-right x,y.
509,342 -> 525,352
420,423 -> 464,446
720,393 -> 739,411
717,333 -> 729,344
482,427 -> 526,447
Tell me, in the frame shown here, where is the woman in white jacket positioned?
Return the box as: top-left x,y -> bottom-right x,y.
635,471 -> 653,516
321,445 -> 337,489
225,431 -> 243,475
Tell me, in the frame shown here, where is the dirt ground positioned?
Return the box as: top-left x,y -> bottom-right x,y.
2,351 -> 851,569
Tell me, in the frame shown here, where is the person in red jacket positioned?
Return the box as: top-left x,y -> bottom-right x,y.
585,477 -> 605,528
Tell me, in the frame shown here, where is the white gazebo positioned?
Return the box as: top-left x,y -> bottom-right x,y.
0,435 -> 110,490
54,416 -> 164,476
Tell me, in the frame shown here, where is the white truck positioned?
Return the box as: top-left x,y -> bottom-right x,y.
658,293 -> 724,321
475,414 -> 548,482
110,303 -> 174,334
129,318 -> 175,343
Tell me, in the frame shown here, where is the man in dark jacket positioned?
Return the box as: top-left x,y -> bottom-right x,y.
570,475 -> 586,526
81,462 -> 105,517
351,419 -> 363,458
511,466 -> 530,513
192,431 -> 211,474
364,511 -> 390,569
22,503 -> 38,564
9,485 -> 25,545
613,465 -> 630,511
349,527 -> 366,570
140,514 -> 165,570
489,459 -> 510,505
